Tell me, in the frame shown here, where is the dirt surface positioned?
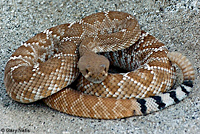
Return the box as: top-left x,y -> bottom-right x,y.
0,0 -> 199,133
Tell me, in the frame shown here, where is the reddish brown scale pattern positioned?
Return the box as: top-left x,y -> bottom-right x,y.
83,12 -> 106,24
12,66 -> 34,82
44,88 -> 142,119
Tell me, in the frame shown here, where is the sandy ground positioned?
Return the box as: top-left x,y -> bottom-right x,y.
0,0 -> 199,133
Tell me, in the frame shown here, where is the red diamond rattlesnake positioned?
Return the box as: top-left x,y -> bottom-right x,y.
4,11 -> 195,119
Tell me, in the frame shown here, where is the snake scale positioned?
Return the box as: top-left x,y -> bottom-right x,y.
4,11 -> 195,119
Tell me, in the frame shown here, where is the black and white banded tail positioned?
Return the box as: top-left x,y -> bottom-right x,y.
137,52 -> 195,115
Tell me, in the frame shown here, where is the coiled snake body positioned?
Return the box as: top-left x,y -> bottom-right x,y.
4,11 -> 195,119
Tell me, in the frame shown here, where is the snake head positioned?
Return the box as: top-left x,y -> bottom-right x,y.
78,52 -> 110,83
